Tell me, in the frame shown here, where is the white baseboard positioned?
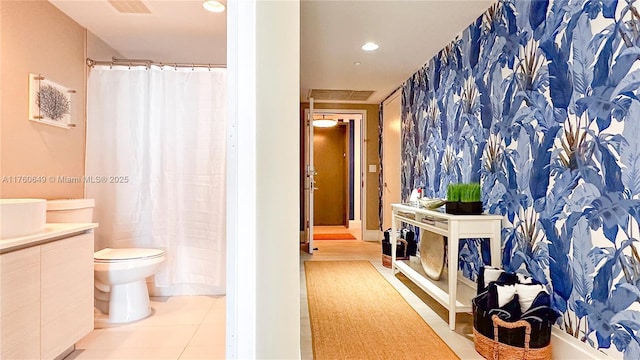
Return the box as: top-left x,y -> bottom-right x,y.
348,220 -> 361,229
551,328 -> 611,359
363,229 -> 383,242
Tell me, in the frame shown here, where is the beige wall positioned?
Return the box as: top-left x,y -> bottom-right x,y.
1,0 -> 86,199
87,31 -> 122,60
300,102 -> 380,231
0,1 -> 121,200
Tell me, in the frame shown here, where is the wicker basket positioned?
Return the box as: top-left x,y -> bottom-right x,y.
381,254 -> 409,268
381,237 -> 409,269
474,315 -> 552,360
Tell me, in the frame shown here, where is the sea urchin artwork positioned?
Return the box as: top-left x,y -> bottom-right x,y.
36,84 -> 70,121
29,73 -> 73,128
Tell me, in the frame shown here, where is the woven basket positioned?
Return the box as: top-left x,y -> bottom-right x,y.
474,315 -> 552,360
381,254 -> 409,268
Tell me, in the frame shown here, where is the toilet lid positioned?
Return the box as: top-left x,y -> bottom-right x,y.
94,248 -> 164,262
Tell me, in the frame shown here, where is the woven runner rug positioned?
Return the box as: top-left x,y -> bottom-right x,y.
304,260 -> 460,359
313,232 -> 356,240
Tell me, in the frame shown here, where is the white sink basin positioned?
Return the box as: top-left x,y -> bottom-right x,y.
0,199 -> 47,239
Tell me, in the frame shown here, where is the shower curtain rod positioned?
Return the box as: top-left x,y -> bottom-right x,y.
86,57 -> 226,69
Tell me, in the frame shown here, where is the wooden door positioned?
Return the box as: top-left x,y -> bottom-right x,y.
314,125 -> 347,225
382,91 -> 402,230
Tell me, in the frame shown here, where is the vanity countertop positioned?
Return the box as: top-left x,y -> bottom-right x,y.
0,223 -> 98,254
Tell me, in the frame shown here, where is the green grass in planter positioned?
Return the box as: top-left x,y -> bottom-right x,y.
460,183 -> 481,203
447,183 -> 461,202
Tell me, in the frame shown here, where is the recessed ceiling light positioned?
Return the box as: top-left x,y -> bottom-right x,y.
361,42 -> 379,51
354,61 -> 361,66
202,0 -> 225,13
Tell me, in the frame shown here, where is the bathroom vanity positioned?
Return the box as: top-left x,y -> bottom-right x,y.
1,223 -> 97,360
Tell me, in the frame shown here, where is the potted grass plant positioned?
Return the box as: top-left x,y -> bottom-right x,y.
446,183 -> 483,215
459,182 -> 482,214
446,183 -> 461,214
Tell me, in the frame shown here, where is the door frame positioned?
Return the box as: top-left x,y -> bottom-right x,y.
304,100 -> 315,254
303,108 -> 367,240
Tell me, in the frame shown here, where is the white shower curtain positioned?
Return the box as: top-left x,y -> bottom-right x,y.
86,66 -> 226,295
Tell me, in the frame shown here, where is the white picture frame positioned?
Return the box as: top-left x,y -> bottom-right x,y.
28,73 -> 74,129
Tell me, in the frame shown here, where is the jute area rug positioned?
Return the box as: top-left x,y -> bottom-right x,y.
304,260 -> 460,360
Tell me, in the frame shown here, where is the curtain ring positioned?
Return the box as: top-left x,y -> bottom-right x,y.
192,64 -> 195,71
208,64 -> 211,71
174,63 -> 178,71
128,62 -> 132,70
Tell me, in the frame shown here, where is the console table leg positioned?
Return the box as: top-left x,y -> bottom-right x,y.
448,222 -> 459,330
391,214 -> 397,273
490,221 -> 502,267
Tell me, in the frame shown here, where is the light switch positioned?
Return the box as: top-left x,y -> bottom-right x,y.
368,164 -> 377,173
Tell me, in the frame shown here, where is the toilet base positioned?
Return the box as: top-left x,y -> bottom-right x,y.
94,307 -> 155,329
95,279 -> 153,326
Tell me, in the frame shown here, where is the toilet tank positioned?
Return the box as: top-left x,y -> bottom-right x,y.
46,199 -> 95,223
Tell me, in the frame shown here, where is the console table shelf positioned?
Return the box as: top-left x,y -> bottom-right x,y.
395,259 -> 476,312
391,203 -> 503,330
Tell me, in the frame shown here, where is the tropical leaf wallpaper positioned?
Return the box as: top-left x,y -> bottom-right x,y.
399,0 -> 640,357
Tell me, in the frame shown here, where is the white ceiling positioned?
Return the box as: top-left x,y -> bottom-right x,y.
49,0 -> 494,104
49,0 -> 227,65
301,0 -> 494,104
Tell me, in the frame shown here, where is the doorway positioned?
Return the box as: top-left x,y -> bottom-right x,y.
313,124 -> 348,225
301,108 -> 366,248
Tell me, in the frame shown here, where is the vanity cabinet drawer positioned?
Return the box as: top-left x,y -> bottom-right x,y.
0,246 -> 41,360
41,233 -> 94,360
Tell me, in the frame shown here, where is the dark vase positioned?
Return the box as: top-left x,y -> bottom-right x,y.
445,201 -> 483,215
458,201 -> 483,215
445,201 -> 458,214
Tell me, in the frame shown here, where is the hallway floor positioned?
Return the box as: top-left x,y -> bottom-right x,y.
301,238 -> 481,359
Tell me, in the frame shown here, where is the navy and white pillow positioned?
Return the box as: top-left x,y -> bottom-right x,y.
476,267 -> 558,320
486,283 -> 522,321
477,266 -> 518,294
515,284 -> 546,314
521,290 -> 558,321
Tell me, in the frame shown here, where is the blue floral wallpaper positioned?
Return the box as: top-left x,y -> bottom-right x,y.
399,0 -> 640,357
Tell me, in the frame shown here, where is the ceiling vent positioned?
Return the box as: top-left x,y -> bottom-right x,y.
309,89 -> 374,102
108,0 -> 151,14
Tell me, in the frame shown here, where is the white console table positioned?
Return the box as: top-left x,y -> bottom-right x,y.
391,203 -> 503,330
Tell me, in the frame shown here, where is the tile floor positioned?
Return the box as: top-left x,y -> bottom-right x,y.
68,296 -> 225,360
70,226 -> 479,359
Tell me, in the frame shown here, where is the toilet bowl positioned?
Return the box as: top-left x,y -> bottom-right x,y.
94,248 -> 165,326
45,199 -> 166,327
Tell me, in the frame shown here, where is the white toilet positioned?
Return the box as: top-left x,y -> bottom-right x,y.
94,247 -> 165,325
46,199 -> 166,327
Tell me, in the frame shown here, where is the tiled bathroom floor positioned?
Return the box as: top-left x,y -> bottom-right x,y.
68,296 -> 225,360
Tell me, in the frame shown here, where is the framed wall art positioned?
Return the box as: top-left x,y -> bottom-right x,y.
28,73 -> 75,129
